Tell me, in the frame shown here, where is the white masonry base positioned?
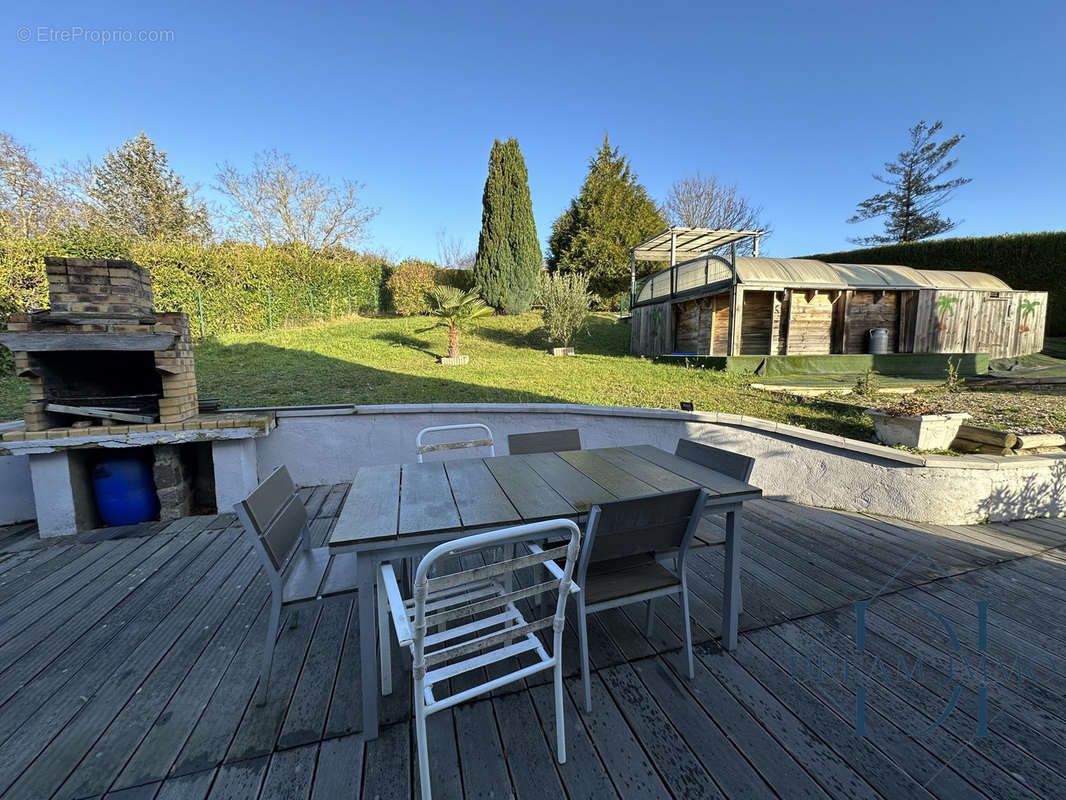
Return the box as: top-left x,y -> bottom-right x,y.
27,431 -> 267,537
211,438 -> 260,516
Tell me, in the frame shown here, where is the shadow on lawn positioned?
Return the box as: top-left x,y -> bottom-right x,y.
194,341 -> 568,407
370,330 -> 440,359
474,314 -> 629,357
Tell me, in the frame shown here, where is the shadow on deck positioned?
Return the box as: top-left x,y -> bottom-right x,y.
0,490 -> 1064,799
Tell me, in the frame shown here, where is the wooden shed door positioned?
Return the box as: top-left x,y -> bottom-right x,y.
740,292 -> 773,354
967,293 -> 1015,358
785,292 -> 833,354
844,291 -> 900,353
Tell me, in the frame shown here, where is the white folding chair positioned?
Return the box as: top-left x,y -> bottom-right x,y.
378,519 -> 582,800
415,423 -> 495,463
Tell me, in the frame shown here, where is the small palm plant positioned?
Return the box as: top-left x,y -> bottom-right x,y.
425,286 -> 494,361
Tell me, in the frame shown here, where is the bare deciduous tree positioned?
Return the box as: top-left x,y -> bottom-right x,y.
0,131 -> 71,238
436,228 -> 475,269
663,173 -> 770,254
215,149 -> 378,250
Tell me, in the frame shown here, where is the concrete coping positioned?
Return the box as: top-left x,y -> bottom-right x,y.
0,416 -> 275,457
219,402 -> 1066,472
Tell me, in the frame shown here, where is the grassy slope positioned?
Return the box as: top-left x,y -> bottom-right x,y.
3,314 -> 1062,439
192,313 -> 874,438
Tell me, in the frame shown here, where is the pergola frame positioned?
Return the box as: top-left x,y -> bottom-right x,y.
629,228 -> 764,355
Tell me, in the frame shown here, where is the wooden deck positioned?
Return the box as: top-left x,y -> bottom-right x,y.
1,488 -> 1065,799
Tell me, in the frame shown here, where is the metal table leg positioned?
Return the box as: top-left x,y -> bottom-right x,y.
721,504 -> 743,650
358,553 -> 380,740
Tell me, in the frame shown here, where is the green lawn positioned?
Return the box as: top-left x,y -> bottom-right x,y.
0,313 -> 874,439
3,314 -> 1062,440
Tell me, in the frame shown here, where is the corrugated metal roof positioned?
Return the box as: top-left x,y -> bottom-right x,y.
633,255 -> 1011,305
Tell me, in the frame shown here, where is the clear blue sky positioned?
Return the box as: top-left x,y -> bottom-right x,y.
4,0 -> 1064,260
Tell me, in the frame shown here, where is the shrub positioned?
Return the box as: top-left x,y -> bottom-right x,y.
435,268 -> 476,293
541,272 -> 592,346
386,261 -> 438,316
880,396 -> 946,417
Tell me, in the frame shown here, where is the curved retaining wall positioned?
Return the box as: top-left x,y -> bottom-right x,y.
254,403 -> 1066,525
2,404 -> 1064,526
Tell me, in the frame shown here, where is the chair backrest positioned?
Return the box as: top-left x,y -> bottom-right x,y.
580,488 -> 707,576
234,465 -> 309,574
416,423 -> 495,463
675,439 -> 755,482
409,519 -> 581,686
507,428 -> 582,455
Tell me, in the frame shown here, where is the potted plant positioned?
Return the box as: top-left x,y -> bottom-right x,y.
541,272 -> 592,356
424,286 -> 493,365
865,396 -> 970,450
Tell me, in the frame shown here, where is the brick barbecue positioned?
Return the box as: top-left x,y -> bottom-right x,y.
0,257 -> 275,536
0,257 -> 199,433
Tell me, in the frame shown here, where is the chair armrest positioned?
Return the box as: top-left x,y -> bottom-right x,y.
525,542 -> 581,595
379,563 -> 414,647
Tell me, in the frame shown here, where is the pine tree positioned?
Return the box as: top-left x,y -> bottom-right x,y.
85,131 -> 210,241
847,120 -> 971,245
547,135 -> 666,299
474,139 -> 541,314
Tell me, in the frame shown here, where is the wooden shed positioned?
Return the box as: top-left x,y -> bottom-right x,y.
628,231 -> 1047,360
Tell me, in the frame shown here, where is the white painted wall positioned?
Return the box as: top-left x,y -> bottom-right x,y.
3,404 -> 1064,528
256,404 -> 1066,525
0,452 -> 34,525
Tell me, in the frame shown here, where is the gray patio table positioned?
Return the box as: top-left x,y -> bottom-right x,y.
328,444 -> 761,740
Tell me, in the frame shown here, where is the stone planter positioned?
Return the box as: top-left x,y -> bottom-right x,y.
866,409 -> 971,450
439,355 -> 469,366
549,347 -> 575,357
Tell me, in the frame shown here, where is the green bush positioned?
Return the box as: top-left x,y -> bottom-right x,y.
435,268 -> 476,293
809,232 -> 1066,336
541,272 -> 592,346
385,261 -> 437,316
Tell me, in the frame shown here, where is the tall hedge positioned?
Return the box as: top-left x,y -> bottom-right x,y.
0,229 -> 390,336
809,232 -> 1066,336
474,138 -> 541,314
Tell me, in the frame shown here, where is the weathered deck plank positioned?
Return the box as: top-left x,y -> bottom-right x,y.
0,489 -> 1063,799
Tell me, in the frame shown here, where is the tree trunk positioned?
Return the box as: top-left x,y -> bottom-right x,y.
447,326 -> 460,358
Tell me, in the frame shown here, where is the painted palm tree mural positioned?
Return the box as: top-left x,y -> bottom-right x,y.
935,295 -> 960,331
1019,298 -> 1040,333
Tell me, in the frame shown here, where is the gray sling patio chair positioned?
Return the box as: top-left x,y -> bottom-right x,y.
234,465 -> 358,705
669,439 -> 755,611
571,487 -> 707,712
507,428 -> 582,455
675,439 -> 755,549
377,519 -> 582,800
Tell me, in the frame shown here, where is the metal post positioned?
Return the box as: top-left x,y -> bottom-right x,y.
629,251 -> 637,302
727,242 -> 738,356
267,289 -> 274,329
196,290 -> 205,338
669,230 -> 678,300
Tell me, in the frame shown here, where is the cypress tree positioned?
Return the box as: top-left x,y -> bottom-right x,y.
474,138 -> 541,314
547,135 -> 666,299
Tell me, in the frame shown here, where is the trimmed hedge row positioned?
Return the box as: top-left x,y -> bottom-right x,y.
0,229 -> 479,336
809,232 -> 1066,336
